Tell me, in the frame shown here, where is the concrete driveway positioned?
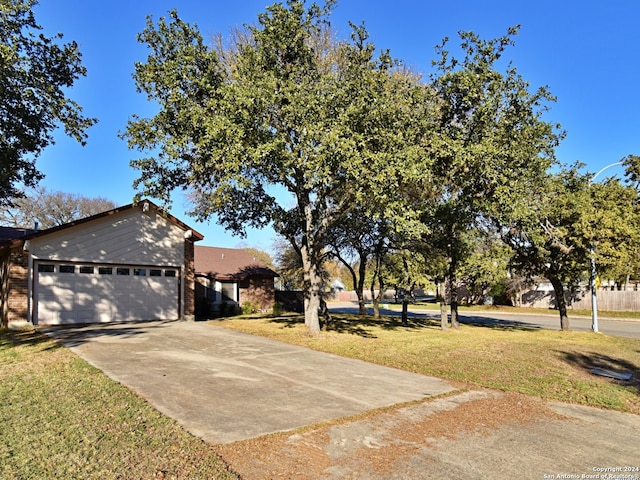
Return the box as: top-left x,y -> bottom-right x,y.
41,320 -> 455,444
41,320 -> 640,479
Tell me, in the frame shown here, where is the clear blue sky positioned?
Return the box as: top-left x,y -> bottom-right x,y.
32,0 -> 639,254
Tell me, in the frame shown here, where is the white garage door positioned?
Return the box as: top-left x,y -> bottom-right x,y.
35,262 -> 179,324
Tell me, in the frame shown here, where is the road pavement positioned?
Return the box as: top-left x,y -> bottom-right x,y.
329,302 -> 640,338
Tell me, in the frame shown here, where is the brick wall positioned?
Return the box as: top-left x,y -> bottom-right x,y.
240,277 -> 275,311
7,249 -> 28,324
183,239 -> 196,320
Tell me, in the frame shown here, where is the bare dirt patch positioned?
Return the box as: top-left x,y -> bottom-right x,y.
215,389 -> 566,479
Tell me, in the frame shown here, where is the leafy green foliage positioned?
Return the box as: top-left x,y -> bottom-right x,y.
123,1 -> 434,332
124,2 -> 637,334
588,177 -> 640,285
420,25 -> 563,326
0,0 -> 96,203
459,230 -> 512,304
495,167 -> 587,328
493,159 -> 640,329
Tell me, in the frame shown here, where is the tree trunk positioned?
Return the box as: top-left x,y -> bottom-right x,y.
438,280 -> 448,330
355,289 -> 366,315
304,275 -> 322,334
401,292 -> 409,326
372,294 -> 380,318
371,285 -> 380,319
300,237 -> 321,334
371,273 -> 384,319
548,274 -> 570,331
357,257 -> 367,315
449,253 -> 459,329
332,248 -> 367,314
401,253 -> 411,326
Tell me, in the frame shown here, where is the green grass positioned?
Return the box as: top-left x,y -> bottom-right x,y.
212,313 -> 640,414
2,314 -> 638,478
0,328 -> 238,480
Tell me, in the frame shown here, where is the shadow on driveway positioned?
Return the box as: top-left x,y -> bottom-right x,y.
39,319 -> 177,348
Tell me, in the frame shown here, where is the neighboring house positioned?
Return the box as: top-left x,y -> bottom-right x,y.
194,246 -> 279,316
0,200 -> 203,326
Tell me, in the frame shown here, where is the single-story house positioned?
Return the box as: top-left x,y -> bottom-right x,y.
0,200 -> 203,327
194,246 -> 279,316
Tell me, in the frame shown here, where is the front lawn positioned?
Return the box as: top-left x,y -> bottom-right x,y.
0,328 -> 238,480
213,313 -> 640,414
2,314 -> 638,478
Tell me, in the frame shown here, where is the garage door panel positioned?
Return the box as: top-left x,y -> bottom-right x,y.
35,264 -> 179,325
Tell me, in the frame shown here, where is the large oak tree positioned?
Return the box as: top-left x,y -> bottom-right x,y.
123,1 -> 434,333
425,26 -> 563,327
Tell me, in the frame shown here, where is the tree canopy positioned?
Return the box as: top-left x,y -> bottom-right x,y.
124,1 -> 634,333
418,25 -> 563,328
0,0 -> 96,203
124,1 -> 434,332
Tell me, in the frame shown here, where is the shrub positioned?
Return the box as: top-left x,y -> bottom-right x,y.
271,301 -> 283,316
241,301 -> 259,315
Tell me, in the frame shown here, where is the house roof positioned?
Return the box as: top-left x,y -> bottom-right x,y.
0,226 -> 35,243
195,246 -> 278,281
0,199 -> 204,248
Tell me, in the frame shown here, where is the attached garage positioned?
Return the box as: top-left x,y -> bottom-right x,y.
0,200 -> 203,326
34,261 -> 180,324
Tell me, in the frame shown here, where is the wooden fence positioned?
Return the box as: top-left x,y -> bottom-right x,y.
522,287 -> 640,311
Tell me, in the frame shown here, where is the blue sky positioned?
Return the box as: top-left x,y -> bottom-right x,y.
32,0 -> 639,254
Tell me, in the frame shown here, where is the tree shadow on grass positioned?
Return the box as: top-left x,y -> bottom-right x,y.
258,308 -> 548,339
558,350 -> 640,395
0,328 -> 60,351
266,313 -> 443,338
458,315 -> 544,332
330,305 -> 545,334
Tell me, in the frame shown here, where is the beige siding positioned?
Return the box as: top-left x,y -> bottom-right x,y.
29,209 -> 185,266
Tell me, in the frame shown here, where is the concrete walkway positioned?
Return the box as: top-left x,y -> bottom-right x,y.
41,320 -> 455,444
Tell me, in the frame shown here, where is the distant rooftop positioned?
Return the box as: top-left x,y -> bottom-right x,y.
195,246 -> 278,280
0,226 -> 35,244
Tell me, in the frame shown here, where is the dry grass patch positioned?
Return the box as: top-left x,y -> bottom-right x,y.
212,313 -> 640,413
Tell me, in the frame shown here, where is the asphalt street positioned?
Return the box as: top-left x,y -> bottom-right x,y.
329,302 -> 640,338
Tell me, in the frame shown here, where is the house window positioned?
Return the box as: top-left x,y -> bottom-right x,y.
150,269 -> 162,277
164,270 -> 176,277
117,268 -> 130,276
206,286 -> 217,302
38,264 -> 55,273
221,282 -> 236,302
133,268 -> 146,276
98,267 -> 113,275
79,266 -> 94,274
59,265 -> 75,273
